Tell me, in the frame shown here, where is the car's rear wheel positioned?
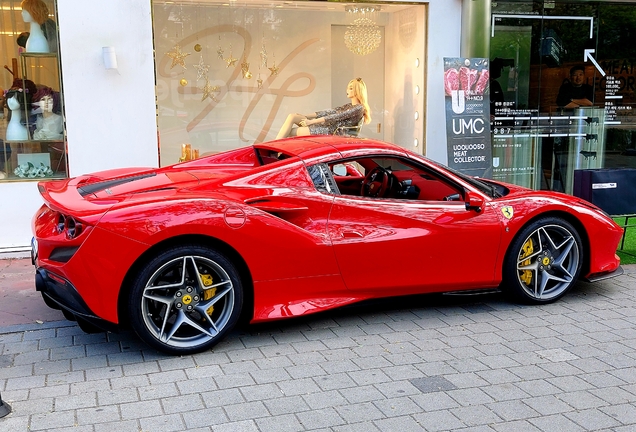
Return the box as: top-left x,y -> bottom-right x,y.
129,245 -> 243,355
504,217 -> 582,304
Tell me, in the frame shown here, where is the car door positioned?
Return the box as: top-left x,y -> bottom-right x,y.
327,158 -> 503,294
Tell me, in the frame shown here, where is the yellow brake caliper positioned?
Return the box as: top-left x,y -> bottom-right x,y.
519,239 -> 534,286
200,274 -> 216,316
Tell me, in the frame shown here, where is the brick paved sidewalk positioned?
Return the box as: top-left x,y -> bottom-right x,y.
1,263 -> 636,431
0,258 -> 64,329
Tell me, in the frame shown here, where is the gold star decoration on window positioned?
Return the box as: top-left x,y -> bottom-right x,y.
166,45 -> 191,70
226,55 -> 238,68
268,61 -> 279,76
241,57 -> 252,79
201,77 -> 220,102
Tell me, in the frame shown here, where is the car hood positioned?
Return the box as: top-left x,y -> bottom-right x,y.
486,179 -> 604,212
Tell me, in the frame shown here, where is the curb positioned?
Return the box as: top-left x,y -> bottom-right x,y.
0,320 -> 76,335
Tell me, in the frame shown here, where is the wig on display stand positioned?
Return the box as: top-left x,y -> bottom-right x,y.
20,0 -> 58,53
32,86 -> 63,140
4,78 -> 37,141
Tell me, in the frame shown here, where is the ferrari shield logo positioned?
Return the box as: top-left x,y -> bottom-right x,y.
493,157 -> 500,168
501,206 -> 514,220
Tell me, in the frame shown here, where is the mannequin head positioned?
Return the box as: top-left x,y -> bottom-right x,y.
21,0 -> 49,25
6,94 -> 20,111
347,78 -> 372,124
34,95 -> 53,113
5,79 -> 36,113
33,86 -> 61,114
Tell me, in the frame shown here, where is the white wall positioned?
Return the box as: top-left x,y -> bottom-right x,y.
57,0 -> 158,177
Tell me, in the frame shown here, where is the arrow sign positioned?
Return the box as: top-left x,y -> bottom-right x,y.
584,49 -> 606,77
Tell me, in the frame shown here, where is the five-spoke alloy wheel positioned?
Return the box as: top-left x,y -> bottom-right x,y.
504,217 -> 582,304
129,245 -> 243,355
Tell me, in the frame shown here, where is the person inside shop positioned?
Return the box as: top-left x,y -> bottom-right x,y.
275,77 -> 371,139
556,65 -> 594,109
489,57 -> 514,120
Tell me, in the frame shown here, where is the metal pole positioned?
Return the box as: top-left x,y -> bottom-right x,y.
0,391 -> 11,418
461,0 -> 492,58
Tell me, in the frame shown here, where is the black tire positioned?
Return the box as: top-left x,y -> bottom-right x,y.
503,217 -> 582,304
128,244 -> 243,355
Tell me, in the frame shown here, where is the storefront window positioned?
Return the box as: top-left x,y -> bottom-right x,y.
152,1 -> 427,165
490,0 -> 636,194
0,0 -> 65,182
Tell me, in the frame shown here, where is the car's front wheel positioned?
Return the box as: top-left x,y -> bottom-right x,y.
504,217 -> 582,304
128,245 -> 243,355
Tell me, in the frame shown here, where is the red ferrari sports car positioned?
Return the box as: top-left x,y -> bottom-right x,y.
32,136 -> 623,354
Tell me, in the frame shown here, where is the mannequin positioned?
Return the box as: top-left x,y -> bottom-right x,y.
6,93 -> 29,141
276,78 -> 371,139
21,0 -> 49,53
33,95 -> 63,140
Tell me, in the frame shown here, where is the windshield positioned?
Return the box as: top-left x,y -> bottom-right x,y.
428,159 -> 503,198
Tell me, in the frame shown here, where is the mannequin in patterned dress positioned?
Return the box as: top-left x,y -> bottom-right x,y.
276,78 -> 371,140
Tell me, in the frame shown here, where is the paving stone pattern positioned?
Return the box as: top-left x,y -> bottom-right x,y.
1,268 -> 636,431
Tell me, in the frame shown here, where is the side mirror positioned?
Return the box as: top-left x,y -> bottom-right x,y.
465,192 -> 484,213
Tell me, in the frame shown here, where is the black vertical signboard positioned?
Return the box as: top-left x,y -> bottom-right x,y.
443,58 -> 492,178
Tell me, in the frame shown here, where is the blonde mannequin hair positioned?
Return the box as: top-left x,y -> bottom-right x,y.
350,78 -> 372,124
21,0 -> 49,25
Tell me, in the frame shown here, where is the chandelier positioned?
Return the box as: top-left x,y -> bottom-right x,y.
344,5 -> 382,56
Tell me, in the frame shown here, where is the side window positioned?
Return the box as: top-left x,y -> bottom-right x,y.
307,163 -> 339,195
328,156 -> 463,202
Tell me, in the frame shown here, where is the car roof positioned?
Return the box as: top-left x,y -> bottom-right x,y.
254,136 -> 407,161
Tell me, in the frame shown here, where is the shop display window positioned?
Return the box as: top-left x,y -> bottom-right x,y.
490,0 -> 636,194
0,0 -> 66,182
152,1 -> 427,165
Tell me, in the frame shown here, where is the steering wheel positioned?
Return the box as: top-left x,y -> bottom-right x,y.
361,166 -> 390,198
